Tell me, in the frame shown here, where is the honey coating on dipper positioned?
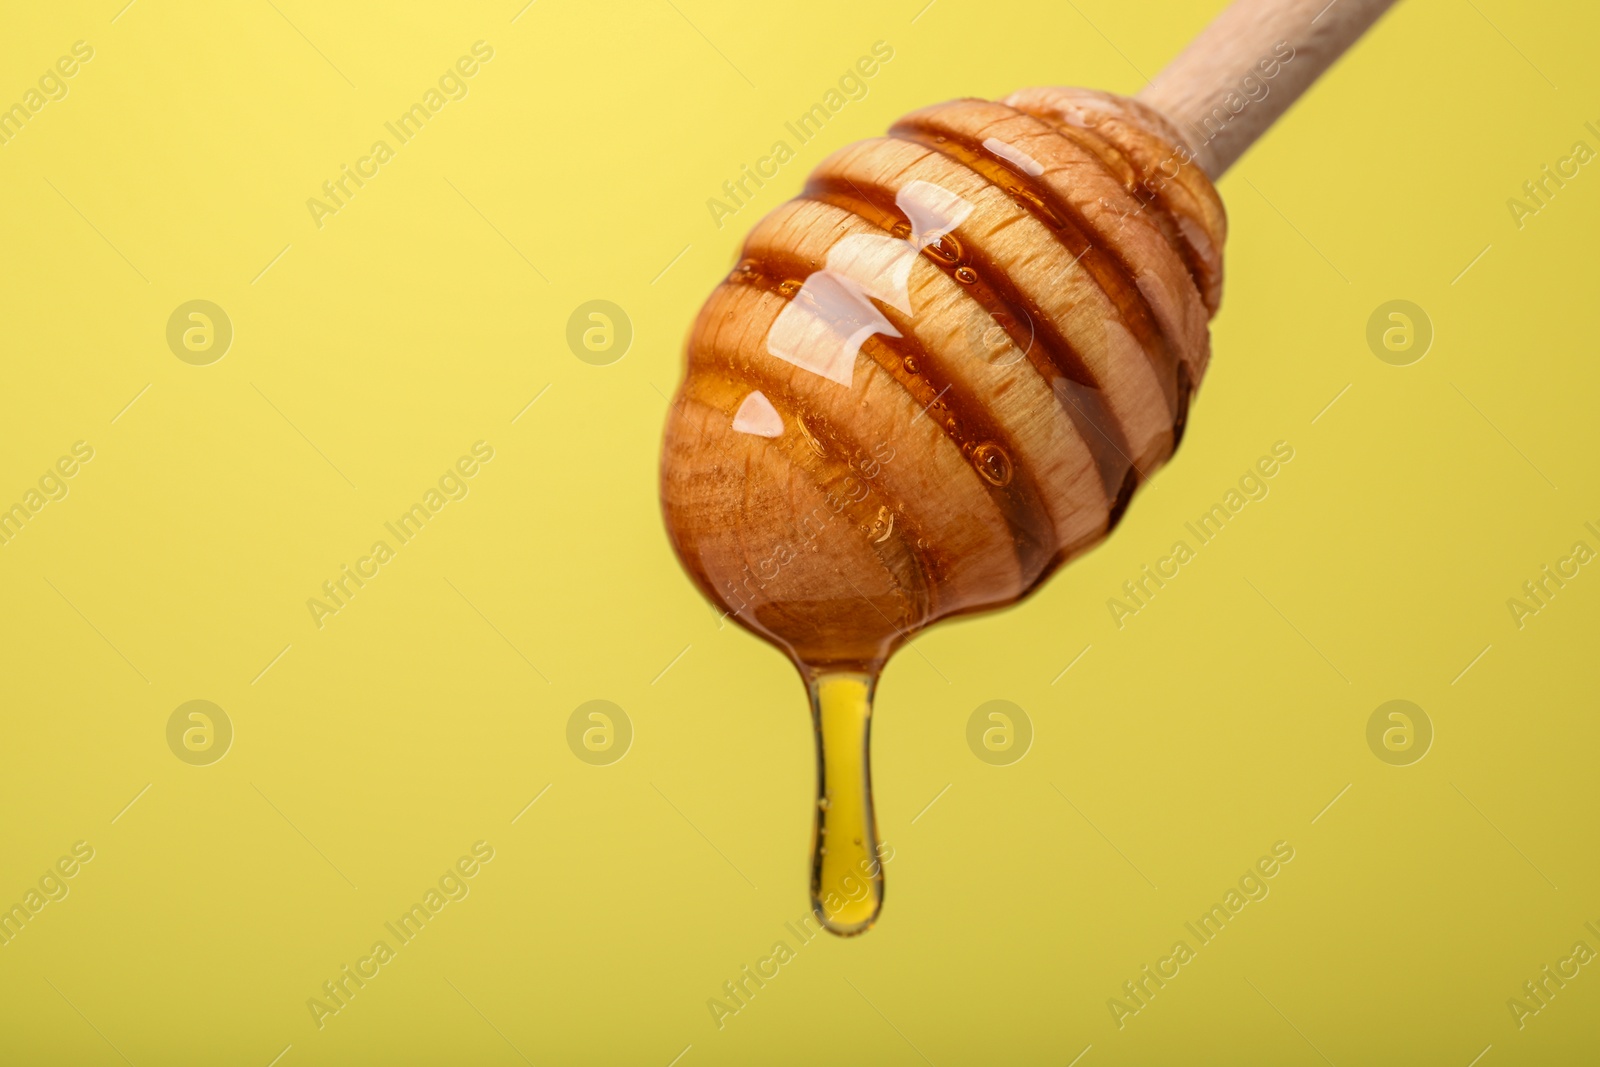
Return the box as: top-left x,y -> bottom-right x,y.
660,87 -> 1226,934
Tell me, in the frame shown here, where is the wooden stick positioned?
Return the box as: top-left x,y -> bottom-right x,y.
1137,0 -> 1398,178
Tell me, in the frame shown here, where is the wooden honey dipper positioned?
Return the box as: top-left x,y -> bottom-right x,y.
660,0 -> 1397,935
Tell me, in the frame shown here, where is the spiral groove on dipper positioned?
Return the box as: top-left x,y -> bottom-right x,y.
661,88 -> 1227,670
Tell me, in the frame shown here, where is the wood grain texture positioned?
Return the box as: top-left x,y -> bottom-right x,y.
1137,0 -> 1400,177
660,89 -> 1225,672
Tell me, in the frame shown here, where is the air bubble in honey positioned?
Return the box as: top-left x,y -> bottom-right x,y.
973,442 -> 1013,486
925,234 -> 962,266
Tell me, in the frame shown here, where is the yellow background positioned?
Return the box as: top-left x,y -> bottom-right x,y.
2,0 -> 1597,1063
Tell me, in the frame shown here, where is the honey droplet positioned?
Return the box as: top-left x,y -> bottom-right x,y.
955,266 -> 978,284
778,278 -> 802,296
902,355 -> 919,374
973,442 -> 1013,486
925,234 -> 962,266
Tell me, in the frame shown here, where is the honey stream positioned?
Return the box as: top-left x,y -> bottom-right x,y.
807,671 -> 885,936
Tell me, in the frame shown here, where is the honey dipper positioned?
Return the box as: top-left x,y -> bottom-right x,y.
659,0 -> 1397,935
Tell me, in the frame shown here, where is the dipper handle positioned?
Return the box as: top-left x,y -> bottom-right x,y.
1138,0 -> 1399,177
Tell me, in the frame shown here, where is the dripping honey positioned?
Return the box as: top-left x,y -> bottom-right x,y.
808,671 -> 885,936
662,88 -> 1225,940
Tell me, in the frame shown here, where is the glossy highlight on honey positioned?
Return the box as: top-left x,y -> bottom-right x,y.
660,86 -> 1226,935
